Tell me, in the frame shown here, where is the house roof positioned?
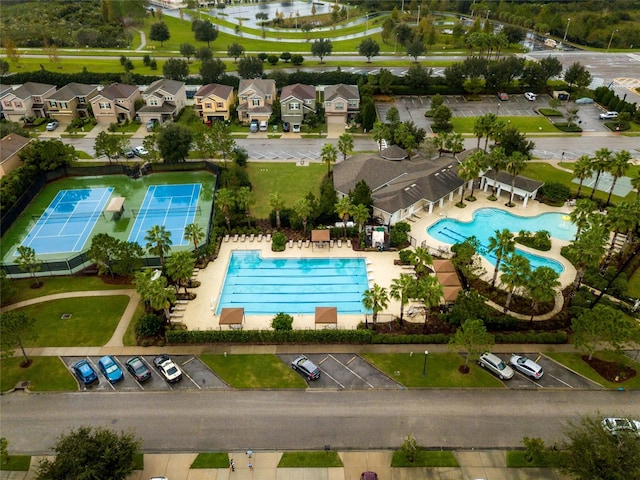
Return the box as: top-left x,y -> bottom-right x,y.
334,152 -> 464,215
143,79 -> 184,96
195,83 -> 234,100
0,134 -> 31,164
9,82 -> 56,99
324,83 -> 358,102
47,82 -> 96,100
95,83 -> 139,101
238,79 -> 276,98
380,145 -> 407,161
490,171 -> 544,193
280,83 -> 315,102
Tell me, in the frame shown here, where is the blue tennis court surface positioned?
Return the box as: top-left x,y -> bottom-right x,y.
127,184 -> 202,247
18,187 -> 113,255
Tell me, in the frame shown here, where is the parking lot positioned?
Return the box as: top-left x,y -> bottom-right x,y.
63,355 -> 228,392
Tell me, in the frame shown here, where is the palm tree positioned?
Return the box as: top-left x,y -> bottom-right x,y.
215,188 -> 235,232
269,192 -> 285,229
134,270 -> 177,320
445,132 -> 464,157
362,283 -> 389,327
572,155 -> 593,198
466,150 -> 486,199
337,132 -> 354,161
589,147 -> 612,200
183,223 -> 204,251
456,156 -> 479,205
525,266 -> 560,321
390,273 -> 416,326
292,198 -> 313,237
320,142 -> 338,176
413,275 -> 443,331
487,146 -> 506,197
569,198 -> 597,237
602,201 -> 637,267
631,172 -> 640,198
505,151 -> 528,206
235,186 -> 255,228
144,225 -> 172,266
371,121 -> 389,151
351,203 -> 369,242
566,222 -> 608,300
487,228 -> 515,287
335,196 -> 353,238
411,246 -> 433,278
473,113 -> 496,150
165,250 -> 195,294
605,150 -> 631,206
499,254 -> 531,310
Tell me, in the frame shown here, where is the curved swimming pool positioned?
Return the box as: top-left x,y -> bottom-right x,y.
427,208 -> 577,273
216,251 -> 370,315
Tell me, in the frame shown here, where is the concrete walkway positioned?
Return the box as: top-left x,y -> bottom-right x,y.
0,449 -> 570,480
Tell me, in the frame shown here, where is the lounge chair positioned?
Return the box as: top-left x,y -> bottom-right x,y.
347,239 -> 352,248
257,234 -> 263,242
266,233 -> 272,242
288,240 -> 293,248
249,234 -> 254,242
298,240 -> 303,248
233,234 -> 239,242
224,234 -> 230,242
305,240 -> 310,248
330,239 -> 334,247
337,239 -> 342,247
240,234 -> 246,242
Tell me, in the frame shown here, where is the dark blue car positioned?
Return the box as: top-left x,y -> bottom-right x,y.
98,355 -> 124,384
72,359 -> 98,385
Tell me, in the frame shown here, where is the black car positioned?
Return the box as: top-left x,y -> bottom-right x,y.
291,355 -> 321,381
126,356 -> 152,382
282,121 -> 290,132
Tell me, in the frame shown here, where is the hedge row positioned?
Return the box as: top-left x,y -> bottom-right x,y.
494,331 -> 568,344
371,333 -> 450,344
166,329 -> 374,344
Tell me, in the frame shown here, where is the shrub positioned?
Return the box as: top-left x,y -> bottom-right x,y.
398,249 -> 413,264
271,231 -> 287,251
271,312 -> 293,331
135,313 -> 163,338
538,182 -> 570,206
494,331 -> 567,344
166,329 -> 374,344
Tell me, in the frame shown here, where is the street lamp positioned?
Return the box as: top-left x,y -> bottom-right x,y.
394,33 -> 398,54
422,350 -> 429,377
607,29 -> 618,52
496,103 -> 501,115
563,18 -> 571,44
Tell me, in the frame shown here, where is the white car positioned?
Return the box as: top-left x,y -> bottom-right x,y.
133,146 -> 148,157
509,354 -> 543,379
153,354 -> 182,383
478,352 -> 514,380
599,111 -> 618,120
602,417 -> 640,436
524,92 -> 537,101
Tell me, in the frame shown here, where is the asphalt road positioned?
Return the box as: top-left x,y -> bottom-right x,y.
2,389 -> 639,454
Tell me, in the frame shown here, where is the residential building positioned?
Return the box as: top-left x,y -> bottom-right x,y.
194,83 -> 235,123
137,79 -> 187,125
280,83 -> 316,131
323,83 -> 360,127
236,79 -> 276,125
0,134 -> 31,178
89,83 -> 141,125
45,82 -> 98,123
1,82 -> 56,123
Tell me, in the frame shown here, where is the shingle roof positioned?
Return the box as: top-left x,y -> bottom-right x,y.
195,83 -> 234,100
97,83 -> 139,100
280,83 -> 315,102
492,171 -> 544,193
324,83 -> 358,101
144,79 -> 184,96
0,134 -> 31,164
238,79 -> 276,98
47,82 -> 96,100
10,82 -> 55,99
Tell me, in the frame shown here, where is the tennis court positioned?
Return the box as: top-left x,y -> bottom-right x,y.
127,184 -> 202,247
18,187 -> 113,255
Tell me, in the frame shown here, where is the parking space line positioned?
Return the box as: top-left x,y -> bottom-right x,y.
346,356 -> 357,365
320,368 -> 345,389
328,354 -> 375,388
548,374 -> 574,388
182,370 -> 202,389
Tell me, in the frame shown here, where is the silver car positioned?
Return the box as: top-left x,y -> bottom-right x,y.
509,355 -> 544,379
478,352 -> 514,380
602,417 -> 640,436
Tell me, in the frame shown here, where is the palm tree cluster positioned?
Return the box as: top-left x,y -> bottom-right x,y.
572,148 -> 634,206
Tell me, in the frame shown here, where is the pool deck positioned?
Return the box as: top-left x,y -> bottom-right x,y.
180,190 -> 577,332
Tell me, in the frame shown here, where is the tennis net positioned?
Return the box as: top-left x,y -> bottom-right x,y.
33,211 -> 105,222
131,206 -> 201,217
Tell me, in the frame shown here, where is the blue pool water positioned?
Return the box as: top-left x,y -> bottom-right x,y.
216,251 -> 370,315
427,208 -> 577,273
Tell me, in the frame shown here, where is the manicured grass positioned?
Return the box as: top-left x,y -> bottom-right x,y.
278,451 -> 343,468
16,296 -> 129,347
546,351 -> 640,389
391,450 -> 459,467
627,267 -> 640,298
191,452 -> 230,468
361,353 -> 505,388
0,356 -> 76,392
246,162 -> 326,218
537,108 -> 563,117
124,301 -> 147,347
3,276 -> 131,306
199,354 -> 306,388
0,455 -> 31,471
506,450 -> 564,468
132,453 -> 144,471
451,116 -> 558,133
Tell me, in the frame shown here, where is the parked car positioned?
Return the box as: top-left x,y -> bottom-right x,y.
126,356 -> 152,383
153,354 -> 183,383
259,120 -> 268,131
146,118 -> 159,131
599,111 -> 618,120
133,146 -> 148,157
249,119 -> 259,133
123,148 -> 135,158
45,120 -> 59,131
509,354 -> 543,379
98,355 -> 124,383
524,92 -> 537,101
478,352 -> 514,380
72,359 -> 98,385
361,472 -> 378,480
602,417 -> 640,436
282,121 -> 290,132
291,355 -> 321,380
292,124 -> 301,133
497,92 -> 509,101
575,97 -> 594,104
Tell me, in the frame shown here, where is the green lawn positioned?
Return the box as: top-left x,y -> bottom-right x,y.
0,455 -> 31,471
2,276 -> 131,306
627,267 -> 640,298
16,296 -> 129,347
391,450 -> 459,467
361,353 -> 504,388
278,451 -> 343,468
0,356 -> 77,392
451,116 -> 558,134
124,301 -> 147,347
246,163 -> 326,218
191,452 -> 230,469
546,351 -> 640,389
199,354 -> 306,388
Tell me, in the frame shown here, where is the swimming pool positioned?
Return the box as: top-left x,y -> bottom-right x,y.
216,251 -> 370,315
427,208 -> 577,273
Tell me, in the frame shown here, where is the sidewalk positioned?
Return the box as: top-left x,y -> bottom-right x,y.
0,449 -> 569,480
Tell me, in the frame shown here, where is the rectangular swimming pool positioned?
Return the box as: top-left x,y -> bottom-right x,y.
216,251 -> 370,315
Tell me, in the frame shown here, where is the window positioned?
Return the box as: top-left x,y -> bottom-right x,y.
78,97 -> 86,104
252,99 -> 260,106
99,102 -> 111,109
33,97 -> 42,103
149,99 -> 159,106
290,102 -> 300,111
165,95 -> 174,101
348,99 -> 358,107
49,101 -> 57,108
14,101 -> 22,108
335,102 -> 344,110
240,96 -> 247,102
216,102 -> 224,108
266,94 -> 272,101
205,103 -> 212,109
59,102 -> 68,109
